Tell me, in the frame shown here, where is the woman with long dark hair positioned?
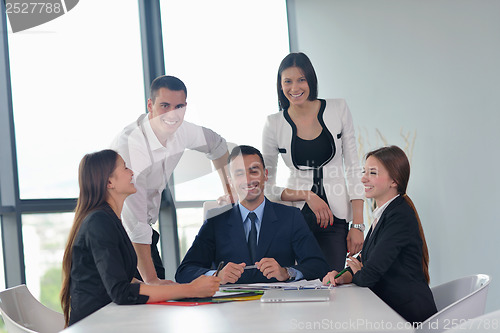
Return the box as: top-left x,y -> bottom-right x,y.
322,145 -> 437,323
262,52 -> 364,272
60,150 -> 220,326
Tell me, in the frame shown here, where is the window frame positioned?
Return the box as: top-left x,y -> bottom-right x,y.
0,0 -> 290,285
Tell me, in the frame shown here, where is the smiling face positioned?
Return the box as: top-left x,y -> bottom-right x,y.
361,156 -> 398,207
280,66 -> 310,107
148,87 -> 187,139
108,155 -> 136,196
229,153 -> 268,210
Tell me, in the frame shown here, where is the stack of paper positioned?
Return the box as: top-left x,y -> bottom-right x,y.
220,279 -> 332,291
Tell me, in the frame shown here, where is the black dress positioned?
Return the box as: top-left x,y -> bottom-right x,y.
68,204 -> 149,325
287,106 -> 349,271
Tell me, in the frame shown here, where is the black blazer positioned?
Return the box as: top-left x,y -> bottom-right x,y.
352,196 -> 437,323
175,199 -> 329,283
69,205 -> 148,325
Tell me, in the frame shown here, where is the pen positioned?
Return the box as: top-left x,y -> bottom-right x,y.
215,261 -> 224,277
345,250 -> 362,259
326,268 -> 348,285
327,252 -> 362,283
244,265 -> 257,270
334,267 -> 349,279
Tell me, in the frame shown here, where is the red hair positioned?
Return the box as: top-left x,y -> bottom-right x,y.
367,146 -> 430,284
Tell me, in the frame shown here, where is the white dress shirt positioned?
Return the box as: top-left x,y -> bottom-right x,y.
238,200 -> 266,243
111,114 -> 227,244
371,194 -> 400,230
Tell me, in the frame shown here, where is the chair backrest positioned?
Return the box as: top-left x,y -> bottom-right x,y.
444,308 -> 500,332
416,274 -> 491,332
203,201 -> 221,219
0,284 -> 65,333
203,201 -> 232,220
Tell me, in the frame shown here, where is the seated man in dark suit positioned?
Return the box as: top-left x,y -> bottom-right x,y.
176,145 -> 329,284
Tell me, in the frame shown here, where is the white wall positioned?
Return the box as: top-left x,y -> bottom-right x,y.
288,0 -> 500,311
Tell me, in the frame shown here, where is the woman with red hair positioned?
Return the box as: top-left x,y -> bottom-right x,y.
323,146 -> 437,324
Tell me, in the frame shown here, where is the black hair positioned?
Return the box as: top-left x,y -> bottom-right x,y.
228,145 -> 265,168
277,52 -> 318,111
150,75 -> 187,103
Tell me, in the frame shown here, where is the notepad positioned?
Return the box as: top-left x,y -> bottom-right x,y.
260,289 -> 331,303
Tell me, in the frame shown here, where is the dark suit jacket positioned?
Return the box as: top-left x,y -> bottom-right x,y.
175,198 -> 329,283
69,204 -> 149,325
352,196 -> 437,323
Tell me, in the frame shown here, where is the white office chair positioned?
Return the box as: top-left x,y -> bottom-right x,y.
416,274 -> 491,332
203,200 -> 232,220
0,284 -> 65,333
444,308 -> 500,332
174,142 -> 238,184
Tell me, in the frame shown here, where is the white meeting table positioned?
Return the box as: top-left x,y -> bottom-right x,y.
62,285 -> 415,333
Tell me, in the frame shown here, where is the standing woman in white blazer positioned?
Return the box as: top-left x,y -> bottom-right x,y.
262,53 -> 365,271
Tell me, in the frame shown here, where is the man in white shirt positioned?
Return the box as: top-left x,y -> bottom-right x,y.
111,75 -> 232,285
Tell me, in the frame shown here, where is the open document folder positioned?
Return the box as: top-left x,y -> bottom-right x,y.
220,279 -> 333,291
152,290 -> 263,306
152,280 -> 343,306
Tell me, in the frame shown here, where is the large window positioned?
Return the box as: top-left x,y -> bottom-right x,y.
7,0 -> 145,199
1,1 -> 291,310
160,0 -> 289,257
176,207 -> 203,259
4,0 -> 144,309
22,213 -> 74,312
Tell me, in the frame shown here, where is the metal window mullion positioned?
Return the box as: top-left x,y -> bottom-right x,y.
138,0 -> 180,280
0,1 -> 26,287
138,0 -> 165,107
